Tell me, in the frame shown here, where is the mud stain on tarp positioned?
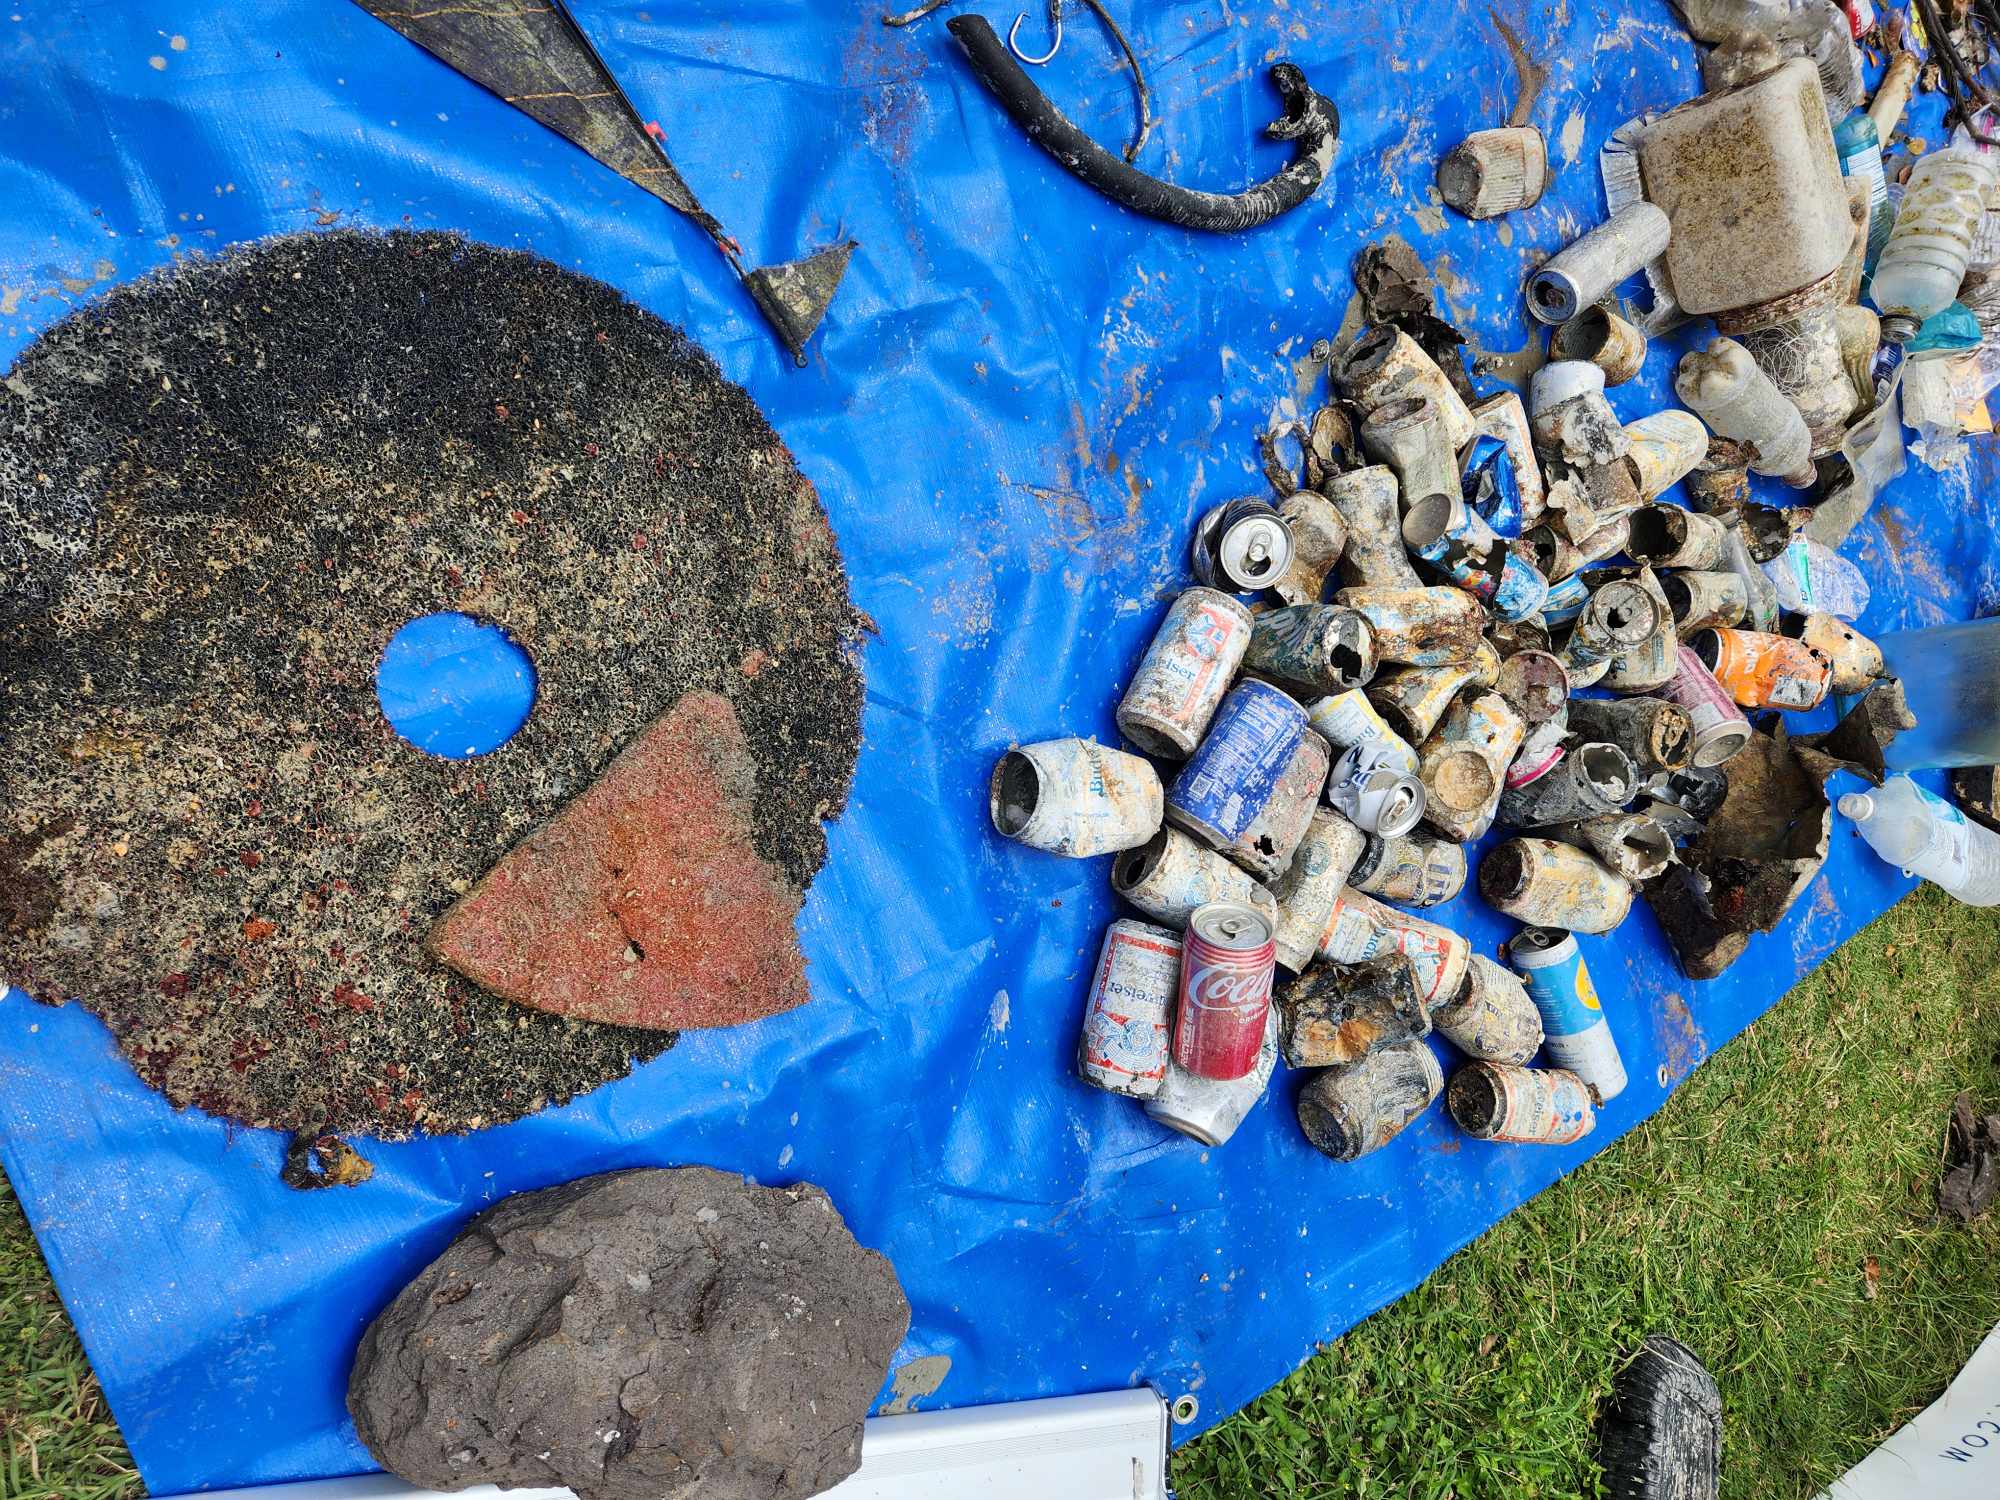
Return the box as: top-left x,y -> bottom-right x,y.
882,1353 -> 952,1415
1653,990 -> 1707,1086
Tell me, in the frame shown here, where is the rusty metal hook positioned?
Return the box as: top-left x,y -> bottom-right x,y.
1007,2 -> 1064,64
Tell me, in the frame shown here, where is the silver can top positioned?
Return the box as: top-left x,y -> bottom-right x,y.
1217,513 -> 1294,591
1509,924 -> 1577,965
1188,899 -> 1274,951
1373,774 -> 1426,838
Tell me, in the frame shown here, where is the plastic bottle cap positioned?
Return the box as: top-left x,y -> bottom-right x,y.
1837,792 -> 1873,820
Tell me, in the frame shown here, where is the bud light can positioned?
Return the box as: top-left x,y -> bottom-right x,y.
1166,679 -> 1308,850
1172,901 -> 1277,1080
1509,925 -> 1627,1104
1077,919 -> 1181,1098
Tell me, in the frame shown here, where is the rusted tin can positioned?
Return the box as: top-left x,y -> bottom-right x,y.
1497,741 -> 1636,828
1296,1038 -> 1445,1162
1469,391 -> 1547,531
1367,662 -> 1481,745
1448,1062 -> 1596,1145
1662,570 -> 1749,636
990,738 -> 1163,857
1269,808 -> 1367,972
1626,503 -> 1729,571
1325,740 -> 1427,838
1166,680 -> 1308,850
1269,491 -> 1349,607
1244,605 -> 1377,697
1418,691 -> 1526,843
1359,396 -> 1463,507
1506,714 -> 1570,791
1620,410 -> 1710,500
1116,587 -> 1255,758
1494,649 -> 1570,725
1657,643 -> 1755,767
1172,901 -> 1277,1081
1333,585 -> 1484,667
1525,201 -> 1672,324
1076,918 -> 1180,1098
1307,688 -> 1420,773
1559,579 -> 1664,674
1551,304 -> 1648,385
1225,729 -> 1330,881
1349,829 -> 1468,908
1551,811 -> 1675,882
1113,826 -> 1277,929
1191,497 -> 1295,593
1278,953 -> 1430,1068
1795,612 -> 1883,694
1692,627 -> 1831,711
1431,955 -> 1544,1065
1316,887 -> 1471,1010
1565,696 -> 1695,777
1509,925 -> 1626,1103
1146,1010 -> 1277,1146
1339,325 -> 1476,450
1326,466 -> 1422,590
1480,838 -> 1634,934
1479,546 -> 1553,623
1437,126 -> 1549,220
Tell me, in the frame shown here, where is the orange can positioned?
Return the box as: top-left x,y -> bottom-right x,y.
1692,627 -> 1831,711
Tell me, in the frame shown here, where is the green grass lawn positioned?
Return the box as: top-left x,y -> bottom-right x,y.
4,886 -> 1998,1499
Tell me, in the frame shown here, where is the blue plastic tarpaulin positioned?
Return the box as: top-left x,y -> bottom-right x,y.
0,2 -> 1991,1492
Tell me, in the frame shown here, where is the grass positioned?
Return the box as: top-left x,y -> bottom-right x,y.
2,887 -> 1997,1500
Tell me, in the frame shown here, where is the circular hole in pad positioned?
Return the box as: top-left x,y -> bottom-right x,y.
376,612 -> 537,758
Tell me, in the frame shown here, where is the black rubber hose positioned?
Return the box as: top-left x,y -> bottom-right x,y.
946,13 -> 1338,233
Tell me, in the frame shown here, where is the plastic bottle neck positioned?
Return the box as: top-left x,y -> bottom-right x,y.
1837,792 -> 1875,821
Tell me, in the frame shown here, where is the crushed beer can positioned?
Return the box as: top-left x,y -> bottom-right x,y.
1339,325 -> 1477,450
1224,729 -> 1331,881
1326,465 -> 1422,590
1494,649 -> 1570,724
1479,837 -> 1635,934
1459,432 -> 1526,535
1191,497 -> 1295,593
1172,900 -> 1277,1081
1116,586 -> 1254,758
1112,826 -> 1277,929
1540,571 -> 1591,625
1447,1061 -> 1596,1144
1269,808 -> 1367,972
1268,491 -> 1349,607
1146,1010 -> 1278,1146
1077,918 -> 1180,1098
1348,828 -> 1467,908
1661,570 -> 1750,637
1243,605 -> 1377,697
1296,1037 -> 1445,1161
1326,740 -> 1427,838
1332,585 -> 1485,667
1431,955 -> 1544,1065
1549,812 -> 1675,882
1166,679 -> 1308,849
1315,886 -> 1471,1010
1509,925 -> 1627,1103
990,737 -> 1163,856
1307,687 -> 1420,773
1794,612 -> 1883,694
1278,953 -> 1431,1068
1497,740 -> 1636,828
1367,662 -> 1482,744
1626,502 -> 1729,571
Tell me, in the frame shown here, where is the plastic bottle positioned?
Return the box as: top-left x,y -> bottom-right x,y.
1675,338 -> 1817,487
1877,617 -> 2000,769
1870,146 -> 2000,343
1759,537 -> 1871,619
1834,110 -> 1893,265
1838,776 -> 2000,905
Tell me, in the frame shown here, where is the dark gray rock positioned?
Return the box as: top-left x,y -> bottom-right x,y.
348,1168 -> 909,1500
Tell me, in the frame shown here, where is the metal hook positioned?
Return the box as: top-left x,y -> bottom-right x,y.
1007,2 -> 1063,64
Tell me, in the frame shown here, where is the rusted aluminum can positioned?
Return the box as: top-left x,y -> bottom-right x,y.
1244,605 -> 1377,697
1269,808 -> 1367,972
1359,396 -> 1463,507
1225,729 -> 1331,881
1146,1010 -> 1277,1147
1448,1062 -> 1596,1145
1550,811 -> 1675,882
1367,662 -> 1480,745
1316,887 -> 1471,1011
1431,956 -> 1544,1065
1326,466 -> 1422,590
1325,741 -> 1427,838
1437,126 -> 1549,220
1402,489 -> 1497,562
1307,688 -> 1419,773
1488,616 -> 1552,662
1540,571 -> 1590,625
1691,627 -> 1831,712
1349,829 -> 1468,908
1191,497 -> 1295,593
1333,585 -> 1484,667
1551,304 -> 1648,385
1497,741 -> 1636,828
1172,901 -> 1277,1081
1565,696 -> 1695,777
1468,637 -> 1503,690
1480,838 -> 1634,934
1166,680 -> 1308,850
1494,649 -> 1569,725
1601,567 -> 1679,695
1620,410 -> 1710,500
1113,826 -> 1277,929
1296,1038 -> 1444,1162
1509,925 -> 1626,1103
1339,325 -> 1476,450
1625,503 -> 1728,572
1278,953 -> 1430,1068
1558,579 -> 1663,676
1795,612 -> 1883,694
1076,918 -> 1180,1098
1657,643 -> 1755,767
1482,547 -> 1554,623
990,738 -> 1163,857
1525,201 -> 1672,325
1418,691 -> 1526,843
1469,392 -> 1547,530
1269,491 -> 1349,607
1116,587 -> 1255,759
1506,714 -> 1570,791
1662,570 -> 1749,637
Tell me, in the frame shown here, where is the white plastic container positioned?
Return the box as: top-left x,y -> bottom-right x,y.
1871,146 -> 2000,343
1838,776 -> 2000,906
1674,337 -> 1815,487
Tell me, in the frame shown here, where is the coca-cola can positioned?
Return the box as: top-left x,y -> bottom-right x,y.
1172,901 -> 1278,1080
1076,919 -> 1181,1098
1116,587 -> 1255,759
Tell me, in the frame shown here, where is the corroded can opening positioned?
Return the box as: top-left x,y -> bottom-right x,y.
990,750 -> 1041,837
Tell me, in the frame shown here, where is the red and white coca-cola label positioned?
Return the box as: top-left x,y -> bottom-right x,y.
1182,958 -> 1270,1014
1172,932 -> 1275,1082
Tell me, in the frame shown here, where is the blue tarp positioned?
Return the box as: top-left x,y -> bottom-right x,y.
0,2 -> 1987,1492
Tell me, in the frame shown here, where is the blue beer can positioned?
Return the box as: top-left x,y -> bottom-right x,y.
1509,925 -> 1627,1103
1167,679 -> 1308,851
1541,572 -> 1590,626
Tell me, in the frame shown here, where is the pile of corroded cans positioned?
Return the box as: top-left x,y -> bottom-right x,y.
988,320 -> 1885,1160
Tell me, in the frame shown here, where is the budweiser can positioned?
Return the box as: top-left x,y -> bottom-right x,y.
1116,587 -> 1254,759
1146,1010 -> 1278,1146
1166,680 -> 1308,849
1348,828 -> 1467,907
989,738 -> 1163,857
1509,925 -> 1626,1103
1325,740 -> 1427,838
1430,955 -> 1543,1065
1077,919 -> 1180,1098
1657,642 -> 1754,767
1447,1061 -> 1596,1144
1479,837 -> 1634,934
1691,626 -> 1831,712
1316,887 -> 1470,1010
1112,826 -> 1276,929
1191,498 -> 1294,593
1224,729 -> 1331,880
1268,808 -> 1367,972
1296,1038 -> 1444,1161
1307,688 -> 1419,773
1244,605 -> 1378,697
1172,901 -> 1278,1081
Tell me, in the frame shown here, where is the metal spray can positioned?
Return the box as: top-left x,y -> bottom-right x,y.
1172,901 -> 1278,1081
1146,1011 -> 1278,1147
1296,1038 -> 1445,1161
1348,828 -> 1468,908
1224,729 -> 1331,881
1325,740 -> 1427,838
1509,925 -> 1627,1103
1692,627 -> 1832,712
1243,605 -> 1377,697
1431,955 -> 1544,1065
1191,498 -> 1295,593
990,738 -> 1163,857
1116,587 -> 1254,758
1076,919 -> 1180,1098
1268,808 -> 1367,973
1657,643 -> 1755,767
1479,837 -> 1634,934
1166,680 -> 1308,850
1448,1061 -> 1597,1144
1307,688 -> 1419,773
1112,827 -> 1276,929
1316,887 -> 1471,1010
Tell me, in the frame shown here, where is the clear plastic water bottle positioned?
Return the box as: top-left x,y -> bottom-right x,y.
1871,146 -> 2000,344
1837,776 -> 2000,906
